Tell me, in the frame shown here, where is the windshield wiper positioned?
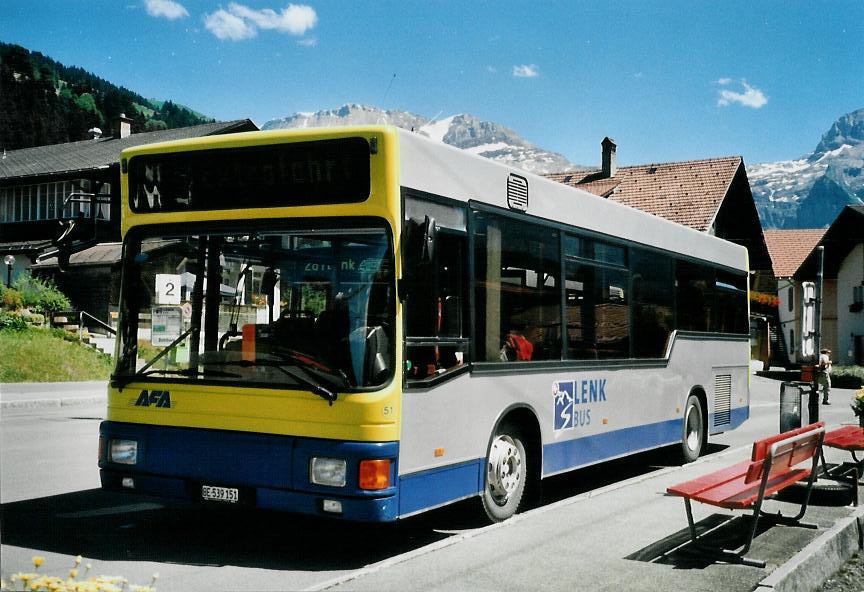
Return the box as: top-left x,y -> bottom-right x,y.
113,327 -> 196,390
124,367 -> 242,379
216,358 -> 340,405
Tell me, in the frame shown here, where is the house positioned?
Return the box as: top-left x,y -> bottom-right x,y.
546,138 -> 775,365
793,205 -> 864,366
545,138 -> 773,280
764,229 -> 826,364
0,117 -> 258,318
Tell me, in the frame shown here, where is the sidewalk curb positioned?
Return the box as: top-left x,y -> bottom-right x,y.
0,381 -> 108,409
1,396 -> 107,409
755,506 -> 864,592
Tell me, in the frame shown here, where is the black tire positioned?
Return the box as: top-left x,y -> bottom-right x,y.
681,394 -> 705,463
481,425 -> 529,522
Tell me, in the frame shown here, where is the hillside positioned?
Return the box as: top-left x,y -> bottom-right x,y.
0,42 -> 215,150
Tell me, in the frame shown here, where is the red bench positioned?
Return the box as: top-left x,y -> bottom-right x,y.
667,422 -> 825,567
820,425 -> 864,504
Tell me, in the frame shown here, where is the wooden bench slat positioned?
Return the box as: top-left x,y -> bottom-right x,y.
824,426 -> 864,450
690,468 -> 811,509
751,422 -> 824,461
666,460 -> 751,498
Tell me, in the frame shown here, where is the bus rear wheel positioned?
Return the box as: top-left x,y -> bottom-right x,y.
681,394 -> 705,463
482,425 -> 528,522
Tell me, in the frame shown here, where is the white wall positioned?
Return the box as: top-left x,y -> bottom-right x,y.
837,244 -> 864,365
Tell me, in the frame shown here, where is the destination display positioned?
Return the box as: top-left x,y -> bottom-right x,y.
128,137 -> 371,213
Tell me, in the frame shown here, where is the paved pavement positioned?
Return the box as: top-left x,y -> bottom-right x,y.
1,378 -> 862,592
0,381 -> 108,409
317,444 -> 863,592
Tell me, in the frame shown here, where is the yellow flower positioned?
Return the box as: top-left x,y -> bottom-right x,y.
75,555 -> 83,565
32,556 -> 45,569
70,568 -> 79,579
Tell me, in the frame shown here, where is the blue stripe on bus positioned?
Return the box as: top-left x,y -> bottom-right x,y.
543,418 -> 682,474
398,459 -> 483,516
543,405 -> 749,475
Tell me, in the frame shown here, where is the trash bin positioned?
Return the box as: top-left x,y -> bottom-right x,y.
780,381 -> 806,432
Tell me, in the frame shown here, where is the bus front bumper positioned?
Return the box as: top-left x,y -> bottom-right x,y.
98,421 -> 399,522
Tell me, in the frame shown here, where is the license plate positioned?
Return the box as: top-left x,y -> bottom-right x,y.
201,485 -> 239,504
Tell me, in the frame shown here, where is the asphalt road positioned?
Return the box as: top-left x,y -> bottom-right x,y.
1,375 -> 858,591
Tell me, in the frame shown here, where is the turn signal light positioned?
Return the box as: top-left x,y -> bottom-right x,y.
359,459 -> 391,490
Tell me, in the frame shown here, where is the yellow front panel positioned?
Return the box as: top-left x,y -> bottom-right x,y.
114,126 -> 404,442
106,379 -> 402,441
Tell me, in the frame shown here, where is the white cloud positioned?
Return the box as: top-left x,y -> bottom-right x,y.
513,64 -> 539,78
297,37 -> 318,47
144,0 -> 189,20
204,9 -> 257,41
716,79 -> 768,109
205,3 -> 318,40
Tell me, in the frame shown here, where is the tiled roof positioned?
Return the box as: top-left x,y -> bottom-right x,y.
763,229 -> 826,278
0,120 -> 257,181
545,156 -> 743,232
33,239 -> 180,268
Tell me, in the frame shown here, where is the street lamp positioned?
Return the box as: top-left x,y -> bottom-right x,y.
3,254 -> 14,288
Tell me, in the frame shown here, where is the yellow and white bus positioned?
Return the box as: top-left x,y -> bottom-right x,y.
99,126 -> 750,522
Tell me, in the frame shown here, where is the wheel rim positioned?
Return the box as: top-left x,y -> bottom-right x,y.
487,434 -> 523,505
685,403 -> 702,452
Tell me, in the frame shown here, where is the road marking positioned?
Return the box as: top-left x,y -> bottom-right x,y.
57,502 -> 163,518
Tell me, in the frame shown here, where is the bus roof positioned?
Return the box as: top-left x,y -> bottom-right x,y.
396,128 -> 748,272
119,125 -> 748,272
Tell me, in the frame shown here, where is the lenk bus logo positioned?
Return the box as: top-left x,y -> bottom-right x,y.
134,389 -> 172,408
553,379 -> 607,431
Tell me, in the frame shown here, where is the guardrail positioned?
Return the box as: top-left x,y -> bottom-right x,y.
78,310 -> 116,341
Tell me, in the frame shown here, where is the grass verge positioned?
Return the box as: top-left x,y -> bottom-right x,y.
0,327 -> 113,383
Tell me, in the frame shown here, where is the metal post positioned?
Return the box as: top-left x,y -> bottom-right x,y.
3,254 -> 14,288
810,246 -> 825,423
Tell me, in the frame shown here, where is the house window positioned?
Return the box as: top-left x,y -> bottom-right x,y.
788,286 -> 794,311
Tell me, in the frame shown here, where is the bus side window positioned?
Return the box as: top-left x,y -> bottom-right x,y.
405,231 -> 468,380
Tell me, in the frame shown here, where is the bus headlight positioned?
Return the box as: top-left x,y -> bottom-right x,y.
310,457 -> 346,487
110,439 -> 138,465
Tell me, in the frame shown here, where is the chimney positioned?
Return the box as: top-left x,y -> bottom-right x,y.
112,113 -> 133,139
601,137 -> 617,178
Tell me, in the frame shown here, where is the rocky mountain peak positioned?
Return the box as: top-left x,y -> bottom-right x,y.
811,107 -> 864,161
262,104 -> 582,174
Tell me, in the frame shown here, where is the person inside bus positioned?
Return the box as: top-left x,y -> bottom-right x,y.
500,326 -> 535,361
817,348 -> 832,405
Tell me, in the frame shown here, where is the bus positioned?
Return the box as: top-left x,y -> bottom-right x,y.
99,126 -> 750,522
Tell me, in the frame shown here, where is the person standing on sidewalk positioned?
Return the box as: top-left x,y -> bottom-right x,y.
817,348 -> 832,405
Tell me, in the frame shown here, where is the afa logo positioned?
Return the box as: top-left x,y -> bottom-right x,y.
134,389 -> 172,408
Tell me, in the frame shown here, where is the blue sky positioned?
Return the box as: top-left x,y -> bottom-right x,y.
2,1 -> 862,167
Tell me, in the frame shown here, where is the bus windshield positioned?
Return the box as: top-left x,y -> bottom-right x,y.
113,221 -> 395,392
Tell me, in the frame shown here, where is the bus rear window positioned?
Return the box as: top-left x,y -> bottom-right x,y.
128,137 -> 371,213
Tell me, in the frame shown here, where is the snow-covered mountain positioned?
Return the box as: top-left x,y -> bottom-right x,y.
262,104 -> 584,174
749,107 -> 864,228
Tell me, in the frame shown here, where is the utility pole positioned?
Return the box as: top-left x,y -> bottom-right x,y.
809,246 -> 825,423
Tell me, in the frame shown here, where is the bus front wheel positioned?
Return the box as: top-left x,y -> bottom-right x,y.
482,425 -> 528,522
681,394 -> 705,463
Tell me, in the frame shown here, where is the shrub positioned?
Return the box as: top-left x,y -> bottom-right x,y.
1,287 -> 23,310
833,366 -> 864,389
0,310 -> 28,331
11,273 -> 71,313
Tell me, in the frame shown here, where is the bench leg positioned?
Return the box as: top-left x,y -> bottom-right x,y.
684,498 -> 698,543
